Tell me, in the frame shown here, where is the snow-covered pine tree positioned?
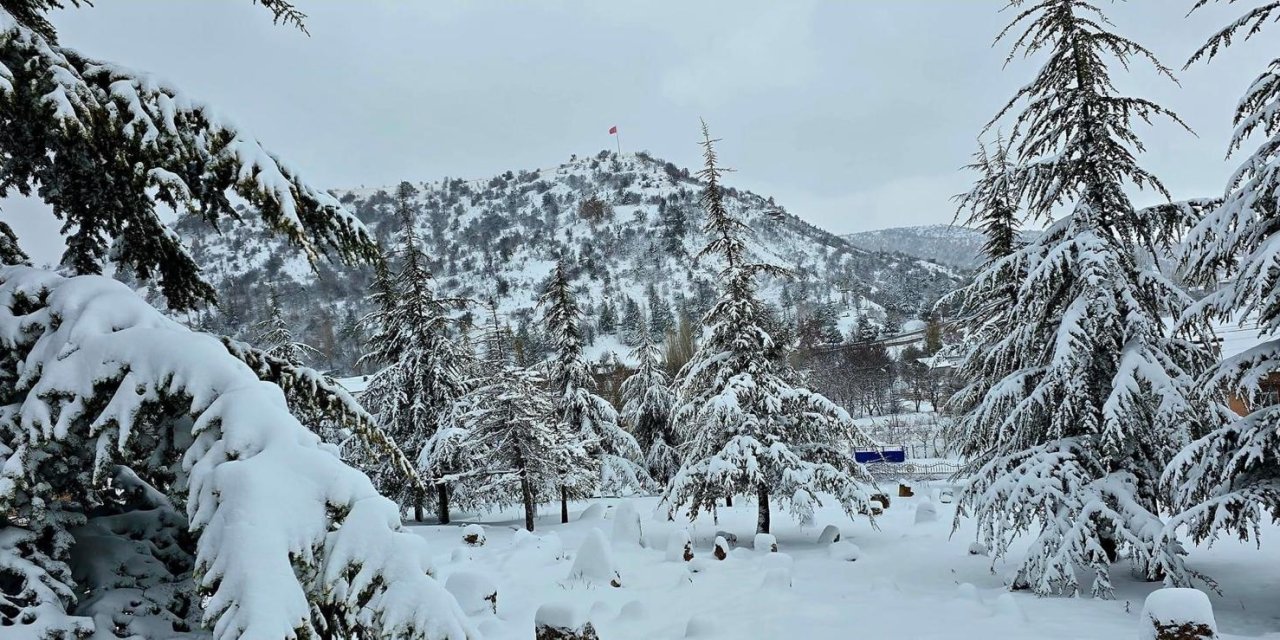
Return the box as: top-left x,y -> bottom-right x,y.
665,123 -> 876,535
539,258 -> 648,514
0,267 -> 475,640
944,136 -> 1028,463
620,330 -> 680,486
450,308 -> 596,531
254,285 -> 316,365
361,182 -> 471,523
952,0 -> 1219,597
0,1 -> 377,310
1166,0 -> 1280,557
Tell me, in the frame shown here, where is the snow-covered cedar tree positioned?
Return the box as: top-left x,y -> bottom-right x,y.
620,330 -> 680,486
0,267 -> 475,639
0,1 -> 377,311
218,333 -> 426,492
360,182 -> 472,523
951,0 -> 1221,598
253,285 -> 316,366
450,348 -> 596,532
665,123 -> 877,535
539,258 -> 649,509
1166,0 -> 1280,558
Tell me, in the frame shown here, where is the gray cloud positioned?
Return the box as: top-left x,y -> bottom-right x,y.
3,1 -> 1272,265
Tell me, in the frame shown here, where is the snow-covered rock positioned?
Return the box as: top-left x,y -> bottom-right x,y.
445,571 -> 498,616
462,524 -> 487,547
968,541 -> 989,556
1140,589 -> 1217,640
568,530 -> 622,587
713,536 -> 731,560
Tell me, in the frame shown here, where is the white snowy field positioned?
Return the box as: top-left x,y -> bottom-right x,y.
411,489 -> 1280,640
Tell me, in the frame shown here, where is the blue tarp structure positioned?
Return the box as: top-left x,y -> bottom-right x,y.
854,447 -> 906,464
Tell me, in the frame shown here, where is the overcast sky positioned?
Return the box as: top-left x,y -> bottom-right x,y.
6,0 -> 1273,264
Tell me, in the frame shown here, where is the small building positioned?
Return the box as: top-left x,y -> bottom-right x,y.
1211,320 -> 1280,415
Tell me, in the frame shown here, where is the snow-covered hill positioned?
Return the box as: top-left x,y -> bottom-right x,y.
843,225 -> 999,269
175,151 -> 965,373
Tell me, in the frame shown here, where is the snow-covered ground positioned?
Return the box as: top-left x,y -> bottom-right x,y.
411,492 -> 1280,639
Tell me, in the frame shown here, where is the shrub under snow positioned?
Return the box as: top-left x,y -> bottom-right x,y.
1140,589 -> 1217,640
568,529 -> 621,587
0,268 -> 474,639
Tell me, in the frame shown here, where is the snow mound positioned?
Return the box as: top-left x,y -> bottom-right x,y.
762,567 -> 792,589
617,600 -> 645,621
1141,589 -> 1217,640
968,541 -> 989,556
666,529 -> 694,562
818,525 -> 842,544
579,502 -> 608,521
828,541 -> 862,562
754,533 -> 778,553
445,572 -> 498,616
685,614 -> 717,637
611,500 -> 644,548
914,500 -> 938,524
568,530 -> 622,587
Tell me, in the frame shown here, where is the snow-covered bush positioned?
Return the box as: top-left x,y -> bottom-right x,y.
445,571 -> 498,616
0,268 -> 474,639
462,524 -> 487,547
568,530 -> 621,587
713,536 -> 731,560
535,604 -> 600,640
914,500 -> 938,524
1140,589 -> 1217,640
666,529 -> 694,562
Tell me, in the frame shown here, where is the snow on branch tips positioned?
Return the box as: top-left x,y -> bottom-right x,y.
0,7 -> 377,310
0,267 -> 474,640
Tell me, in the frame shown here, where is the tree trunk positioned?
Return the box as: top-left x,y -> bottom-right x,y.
560,486 -> 569,524
437,484 -> 451,525
725,494 -> 733,507
756,484 -> 770,534
413,496 -> 424,523
521,473 -> 536,532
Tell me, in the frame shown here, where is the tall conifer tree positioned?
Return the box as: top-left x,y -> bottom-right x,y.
951,0 -> 1218,597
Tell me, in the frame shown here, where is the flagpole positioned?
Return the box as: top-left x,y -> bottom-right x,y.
616,130 -> 622,155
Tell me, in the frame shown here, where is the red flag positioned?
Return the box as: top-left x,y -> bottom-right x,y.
609,126 -> 618,135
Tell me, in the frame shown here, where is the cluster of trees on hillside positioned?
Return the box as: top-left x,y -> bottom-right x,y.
947,0 -> 1280,600
344,128 -> 879,539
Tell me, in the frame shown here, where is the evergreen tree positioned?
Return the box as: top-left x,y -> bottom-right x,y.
539,260 -> 648,511
951,0 -> 1218,597
647,283 -> 675,336
450,308 -> 596,531
1166,0 -> 1280,560
620,331 -> 680,485
0,1 -> 377,310
361,182 -> 471,523
665,123 -> 875,534
253,285 -> 315,365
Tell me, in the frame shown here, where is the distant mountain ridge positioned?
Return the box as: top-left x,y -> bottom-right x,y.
171,151 -> 966,373
843,224 -> 999,269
